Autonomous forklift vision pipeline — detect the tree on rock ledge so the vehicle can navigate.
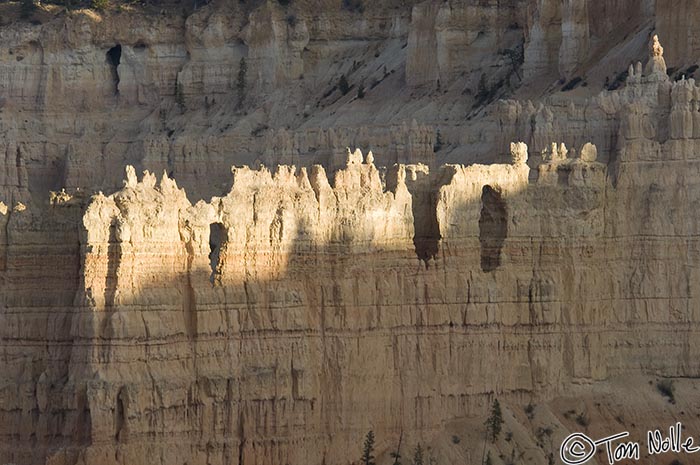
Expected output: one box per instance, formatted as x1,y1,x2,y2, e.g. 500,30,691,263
362,430,376,465
485,399,503,443
412,443,424,465
339,74,350,95
237,57,247,108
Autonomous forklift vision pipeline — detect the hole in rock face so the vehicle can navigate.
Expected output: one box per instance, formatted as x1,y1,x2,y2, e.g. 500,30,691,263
106,44,122,94
106,44,121,66
479,185,507,272
209,222,226,283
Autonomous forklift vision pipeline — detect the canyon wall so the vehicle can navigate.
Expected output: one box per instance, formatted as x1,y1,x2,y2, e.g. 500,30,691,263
3,47,700,464
2,0,700,463
2,0,696,203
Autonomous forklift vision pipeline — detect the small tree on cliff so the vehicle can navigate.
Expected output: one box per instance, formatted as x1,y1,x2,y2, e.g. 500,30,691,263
339,74,350,95
236,57,247,108
356,82,365,99
485,399,503,443
390,432,403,465
433,129,443,152
412,443,424,465
175,81,185,113
362,430,376,465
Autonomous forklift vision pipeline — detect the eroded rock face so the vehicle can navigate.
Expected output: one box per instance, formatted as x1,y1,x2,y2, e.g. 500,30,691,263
2,6,700,465
523,0,654,80
5,55,700,460
656,0,700,67
405,0,523,87
0,0,691,205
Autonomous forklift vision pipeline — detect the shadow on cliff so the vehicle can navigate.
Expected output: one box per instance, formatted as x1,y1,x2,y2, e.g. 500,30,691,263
403,166,507,270
20,154,700,465
50,162,548,465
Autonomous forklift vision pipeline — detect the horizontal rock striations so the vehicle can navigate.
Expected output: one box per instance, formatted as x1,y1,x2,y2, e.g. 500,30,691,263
5,54,700,459
1,9,700,465
0,0,692,203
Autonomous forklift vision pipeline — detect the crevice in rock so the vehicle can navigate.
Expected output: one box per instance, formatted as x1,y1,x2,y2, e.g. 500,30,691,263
209,222,226,284
413,195,441,265
399,166,446,267
77,388,92,446
528,279,538,325
104,218,119,309
115,388,126,442
606,120,623,188
238,406,246,465
184,237,197,339
479,184,507,272
1,211,10,273
106,44,122,95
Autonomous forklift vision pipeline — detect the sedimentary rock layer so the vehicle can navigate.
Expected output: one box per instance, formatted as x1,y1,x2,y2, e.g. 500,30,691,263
3,55,700,464
1,0,700,458
0,0,694,203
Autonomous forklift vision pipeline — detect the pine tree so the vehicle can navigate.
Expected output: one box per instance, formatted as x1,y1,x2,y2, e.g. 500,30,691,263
433,129,443,152
357,82,365,99
361,430,376,465
339,74,350,95
478,73,488,95
236,57,247,108
485,399,504,443
413,443,424,465
474,72,491,107
175,81,185,113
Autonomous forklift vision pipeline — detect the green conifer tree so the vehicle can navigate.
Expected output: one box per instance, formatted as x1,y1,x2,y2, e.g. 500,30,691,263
485,399,504,443
413,443,424,465
236,57,247,108
339,74,350,95
361,430,376,465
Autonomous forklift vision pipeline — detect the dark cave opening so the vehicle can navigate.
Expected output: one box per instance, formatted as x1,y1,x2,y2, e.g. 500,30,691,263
106,44,121,67
106,44,122,94
479,185,507,272
209,222,226,283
